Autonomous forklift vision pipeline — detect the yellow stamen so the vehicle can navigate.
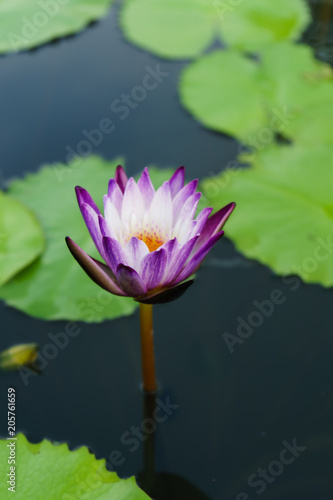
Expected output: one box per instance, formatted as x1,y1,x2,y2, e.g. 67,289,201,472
136,232,164,252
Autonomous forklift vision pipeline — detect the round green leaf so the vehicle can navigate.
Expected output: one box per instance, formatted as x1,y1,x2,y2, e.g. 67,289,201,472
120,0,310,59
179,50,267,138
259,43,333,109
259,43,333,145
0,158,175,322
281,86,333,146
179,44,333,142
219,0,310,52
0,0,114,54
0,192,44,286
120,0,217,59
0,434,150,499
201,144,333,287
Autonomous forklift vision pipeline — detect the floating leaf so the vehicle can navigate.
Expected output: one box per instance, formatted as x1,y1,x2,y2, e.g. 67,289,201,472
0,0,114,54
179,50,267,139
0,159,174,322
0,344,38,371
120,0,309,59
259,44,333,145
218,0,310,52
201,144,333,287
0,434,150,499
0,192,44,286
281,86,333,146
179,44,333,141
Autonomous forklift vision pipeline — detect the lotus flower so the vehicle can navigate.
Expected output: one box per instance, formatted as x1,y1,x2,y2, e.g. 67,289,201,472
66,166,235,304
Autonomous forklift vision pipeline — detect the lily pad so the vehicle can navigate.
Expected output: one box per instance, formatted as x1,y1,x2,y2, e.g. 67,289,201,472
0,158,175,321
201,144,333,287
259,44,333,145
120,0,309,59
179,44,333,141
0,191,44,286
218,0,310,52
179,50,267,139
0,434,150,499
0,0,114,54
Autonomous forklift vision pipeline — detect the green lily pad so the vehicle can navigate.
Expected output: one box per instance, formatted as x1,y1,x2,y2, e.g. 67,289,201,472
0,158,175,322
179,44,333,141
0,434,150,499
259,43,333,145
120,0,309,59
179,50,267,139
0,191,44,286
0,0,114,54
281,86,333,146
218,0,310,52
201,144,333,287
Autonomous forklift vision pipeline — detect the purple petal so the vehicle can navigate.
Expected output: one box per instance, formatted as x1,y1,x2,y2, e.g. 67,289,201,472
172,232,224,285
75,186,100,215
192,202,235,253
115,165,128,193
80,203,104,258
107,179,123,213
174,192,201,241
102,236,128,274
65,237,125,296
142,248,167,290
172,179,198,221
191,207,213,237
157,237,179,281
116,264,147,297
124,237,149,273
160,237,178,263
98,215,116,239
135,279,194,304
169,166,185,197
138,167,155,208
162,236,199,285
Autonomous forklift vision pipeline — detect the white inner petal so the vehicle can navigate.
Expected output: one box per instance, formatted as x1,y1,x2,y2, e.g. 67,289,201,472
104,178,201,252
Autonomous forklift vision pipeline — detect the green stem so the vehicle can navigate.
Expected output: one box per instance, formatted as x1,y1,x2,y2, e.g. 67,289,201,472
139,304,157,393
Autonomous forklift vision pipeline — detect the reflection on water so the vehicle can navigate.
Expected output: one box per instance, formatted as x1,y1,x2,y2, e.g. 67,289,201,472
138,394,211,499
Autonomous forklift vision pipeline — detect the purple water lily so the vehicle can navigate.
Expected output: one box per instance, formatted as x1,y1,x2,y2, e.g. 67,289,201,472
66,166,235,304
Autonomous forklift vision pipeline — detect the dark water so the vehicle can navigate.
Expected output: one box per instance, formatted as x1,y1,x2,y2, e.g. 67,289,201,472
1,2,333,499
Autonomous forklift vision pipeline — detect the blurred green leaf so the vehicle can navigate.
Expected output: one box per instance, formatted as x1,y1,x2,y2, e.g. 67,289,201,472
179,50,267,139
0,192,44,286
0,343,38,371
0,434,150,499
218,0,310,52
120,0,310,59
179,44,333,142
201,144,333,287
0,0,114,54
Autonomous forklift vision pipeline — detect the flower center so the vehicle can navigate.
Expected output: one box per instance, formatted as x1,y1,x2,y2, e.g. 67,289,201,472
135,230,165,252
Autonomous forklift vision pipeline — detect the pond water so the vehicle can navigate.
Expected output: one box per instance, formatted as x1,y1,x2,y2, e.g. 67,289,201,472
0,2,333,499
